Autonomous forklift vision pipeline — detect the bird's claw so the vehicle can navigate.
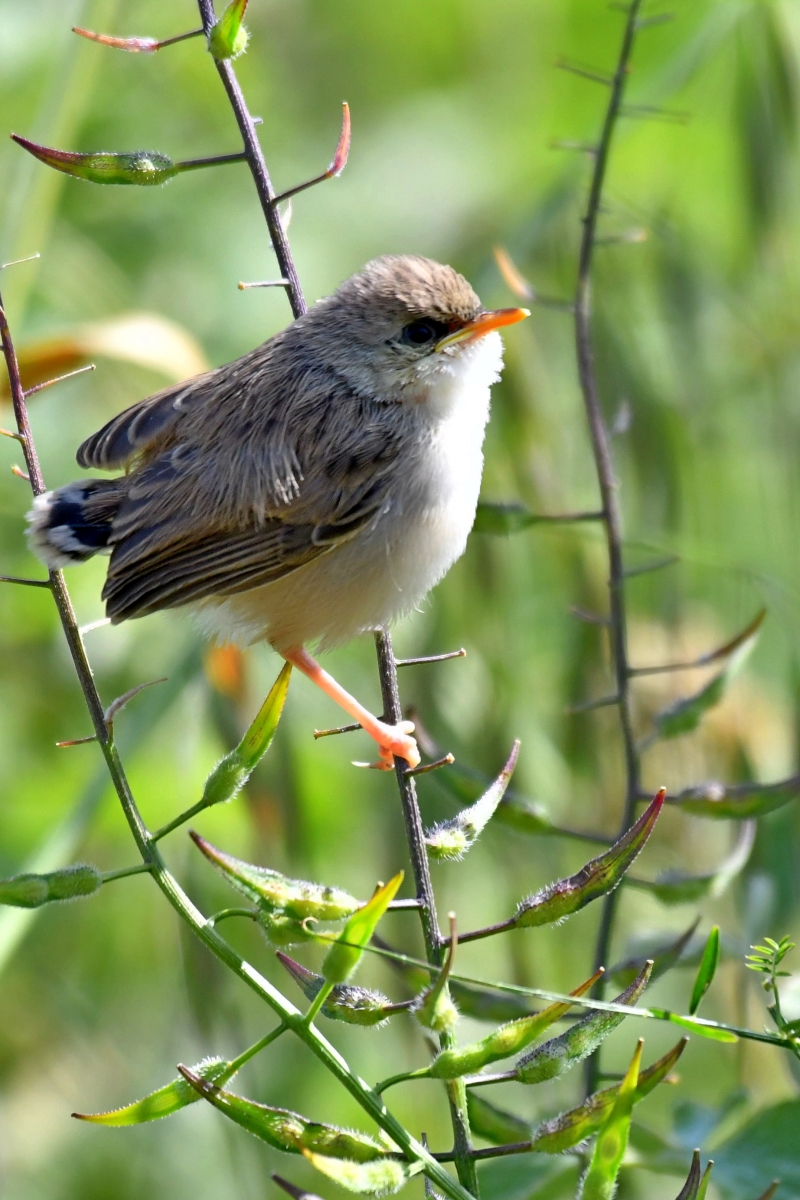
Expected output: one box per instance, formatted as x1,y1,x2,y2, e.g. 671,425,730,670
376,719,419,769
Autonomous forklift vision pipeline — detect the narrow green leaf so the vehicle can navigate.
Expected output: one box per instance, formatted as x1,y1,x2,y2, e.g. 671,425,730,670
73,1057,237,1125
670,776,799,820
190,832,359,920
322,873,404,984
580,1039,643,1199
610,919,701,987
12,135,179,185
515,963,652,1085
179,1066,391,1160
673,1150,703,1200
208,0,249,59
201,663,292,807
302,1151,419,1196
277,953,406,1026
425,742,519,860
0,863,101,908
528,1038,687,1154
696,1161,714,1200
626,821,755,906
689,926,720,1015
654,613,764,739
515,790,664,928
659,1012,738,1042
467,1093,531,1145
428,968,602,1080
449,979,535,1023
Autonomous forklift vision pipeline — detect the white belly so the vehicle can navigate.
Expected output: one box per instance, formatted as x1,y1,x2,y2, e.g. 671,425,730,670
195,332,502,651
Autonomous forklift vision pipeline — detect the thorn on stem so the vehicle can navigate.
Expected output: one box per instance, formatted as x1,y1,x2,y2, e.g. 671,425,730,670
11,463,30,482
103,677,167,726
406,754,455,778
395,649,466,667
24,363,96,397
0,253,40,270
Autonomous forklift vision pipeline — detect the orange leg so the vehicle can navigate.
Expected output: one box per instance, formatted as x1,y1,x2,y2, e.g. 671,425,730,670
283,646,420,770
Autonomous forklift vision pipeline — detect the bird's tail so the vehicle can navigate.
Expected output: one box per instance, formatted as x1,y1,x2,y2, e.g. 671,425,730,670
27,478,124,570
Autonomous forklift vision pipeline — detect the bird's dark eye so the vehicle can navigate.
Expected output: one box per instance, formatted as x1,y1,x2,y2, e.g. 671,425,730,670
401,318,448,347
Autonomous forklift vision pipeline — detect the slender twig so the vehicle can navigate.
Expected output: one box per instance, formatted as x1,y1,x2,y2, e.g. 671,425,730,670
569,0,644,1096
196,0,305,318
374,629,478,1193
23,363,96,397
396,649,466,667
0,574,51,587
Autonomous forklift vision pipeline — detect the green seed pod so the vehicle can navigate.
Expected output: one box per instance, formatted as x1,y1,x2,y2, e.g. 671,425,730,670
515,790,664,929
179,1067,390,1161
208,0,249,60
257,911,319,948
322,873,403,985
515,962,652,1085
528,1038,687,1154
191,832,359,921
277,953,406,1026
427,968,602,1080
11,136,178,185
74,1057,236,1126
425,742,519,861
414,986,459,1034
0,864,101,908
303,1150,420,1196
200,663,291,808
580,1039,642,1198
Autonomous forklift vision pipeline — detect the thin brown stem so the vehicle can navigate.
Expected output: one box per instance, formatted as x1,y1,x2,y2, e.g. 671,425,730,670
570,0,644,1095
374,629,478,1195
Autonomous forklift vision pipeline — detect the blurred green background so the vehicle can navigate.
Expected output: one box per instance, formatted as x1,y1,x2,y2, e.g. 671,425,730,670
2,0,800,1197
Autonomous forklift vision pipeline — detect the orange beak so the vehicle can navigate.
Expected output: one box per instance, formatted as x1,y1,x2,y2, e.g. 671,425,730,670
436,306,529,352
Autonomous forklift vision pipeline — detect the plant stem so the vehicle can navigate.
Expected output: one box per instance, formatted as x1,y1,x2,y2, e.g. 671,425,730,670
100,862,153,884
572,0,644,1097
196,0,305,318
375,629,478,1196
0,296,474,1200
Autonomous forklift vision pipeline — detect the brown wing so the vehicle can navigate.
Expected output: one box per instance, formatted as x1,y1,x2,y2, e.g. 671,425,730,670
89,332,407,622
77,370,221,470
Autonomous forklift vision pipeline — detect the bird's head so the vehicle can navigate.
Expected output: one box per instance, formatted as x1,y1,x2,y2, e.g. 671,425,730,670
298,255,528,403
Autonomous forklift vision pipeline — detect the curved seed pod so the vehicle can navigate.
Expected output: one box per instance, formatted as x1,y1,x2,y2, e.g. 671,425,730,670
257,912,320,948
302,1150,419,1196
515,790,664,929
322,873,404,985
413,916,459,1033
0,864,101,908
467,1093,531,1144
528,1038,687,1153
191,832,359,921
580,1040,643,1199
515,962,652,1085
74,1056,236,1125
673,1151,706,1200
200,663,292,808
277,954,408,1026
425,743,519,860
208,0,249,60
178,1066,389,1161
11,136,179,185
427,968,602,1080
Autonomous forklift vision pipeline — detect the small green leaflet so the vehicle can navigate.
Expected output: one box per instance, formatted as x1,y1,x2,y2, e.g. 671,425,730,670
689,926,720,1015
653,610,765,740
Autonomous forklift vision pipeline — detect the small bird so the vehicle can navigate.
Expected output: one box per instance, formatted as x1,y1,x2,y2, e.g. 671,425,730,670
29,255,527,769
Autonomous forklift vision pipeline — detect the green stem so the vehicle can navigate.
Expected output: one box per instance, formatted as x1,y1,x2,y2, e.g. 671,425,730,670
207,907,257,927
151,797,210,841
304,982,335,1026
228,1023,288,1073
100,862,153,884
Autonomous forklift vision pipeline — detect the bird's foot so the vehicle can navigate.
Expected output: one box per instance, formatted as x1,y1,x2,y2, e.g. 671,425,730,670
365,719,419,770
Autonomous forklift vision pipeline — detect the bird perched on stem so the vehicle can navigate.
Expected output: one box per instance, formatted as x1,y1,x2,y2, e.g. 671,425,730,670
29,255,527,768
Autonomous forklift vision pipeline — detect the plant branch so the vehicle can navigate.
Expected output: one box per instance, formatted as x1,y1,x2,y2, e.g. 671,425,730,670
570,0,644,1095
374,629,478,1194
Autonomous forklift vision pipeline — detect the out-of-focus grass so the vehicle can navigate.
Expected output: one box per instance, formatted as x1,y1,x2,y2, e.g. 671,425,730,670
1,2,800,1198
